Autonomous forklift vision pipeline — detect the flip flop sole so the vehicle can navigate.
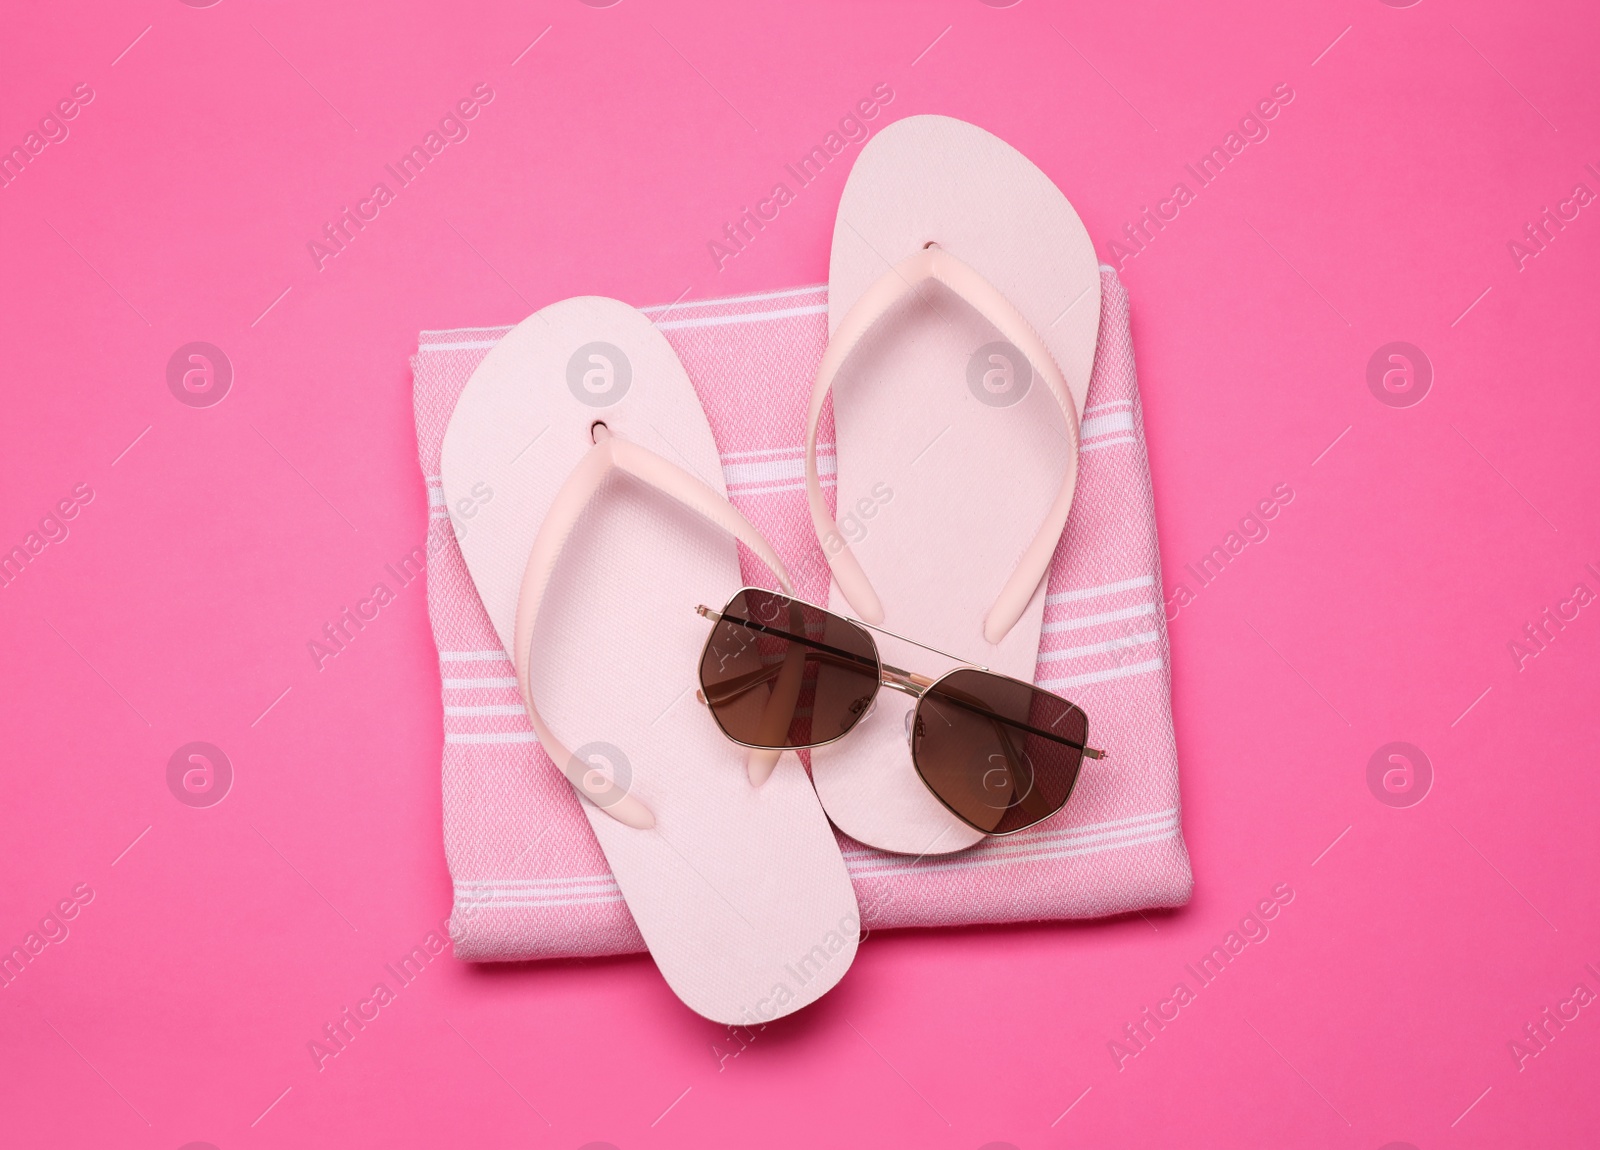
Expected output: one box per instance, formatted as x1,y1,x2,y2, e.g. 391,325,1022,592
443,298,859,1022
811,116,1101,855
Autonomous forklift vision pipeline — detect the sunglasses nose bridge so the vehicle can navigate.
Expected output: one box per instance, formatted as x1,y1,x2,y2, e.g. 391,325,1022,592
879,663,935,696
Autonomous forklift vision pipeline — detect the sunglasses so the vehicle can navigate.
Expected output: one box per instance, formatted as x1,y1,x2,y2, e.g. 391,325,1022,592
695,588,1104,837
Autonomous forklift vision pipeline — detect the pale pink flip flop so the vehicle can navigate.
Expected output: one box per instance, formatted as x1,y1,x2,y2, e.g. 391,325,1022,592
806,115,1102,856
441,297,858,1023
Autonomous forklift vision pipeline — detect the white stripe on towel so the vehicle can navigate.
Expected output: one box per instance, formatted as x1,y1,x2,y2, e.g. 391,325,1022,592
845,809,1181,878
1045,575,1155,606
640,284,825,313
723,453,835,487
458,876,619,893
654,303,828,331
1080,435,1137,453
839,808,1177,863
1037,631,1159,663
459,892,627,909
728,478,837,497
1081,411,1135,439
1038,657,1165,690
455,874,624,908
1042,603,1157,633
720,442,834,461
420,325,514,338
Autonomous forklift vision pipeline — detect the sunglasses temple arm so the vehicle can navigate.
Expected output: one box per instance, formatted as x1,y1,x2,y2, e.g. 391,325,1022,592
978,710,1108,768
931,689,1108,758
698,604,885,676
700,648,878,710
699,663,788,707
698,600,987,674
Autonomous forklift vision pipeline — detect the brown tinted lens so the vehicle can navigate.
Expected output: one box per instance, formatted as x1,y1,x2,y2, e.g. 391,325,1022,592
911,668,1087,835
698,589,880,750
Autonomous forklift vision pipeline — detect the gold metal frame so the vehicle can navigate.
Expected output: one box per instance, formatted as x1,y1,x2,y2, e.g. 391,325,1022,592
693,587,1104,835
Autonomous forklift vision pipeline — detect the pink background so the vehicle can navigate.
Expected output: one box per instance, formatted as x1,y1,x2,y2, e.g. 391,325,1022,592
2,0,1597,1147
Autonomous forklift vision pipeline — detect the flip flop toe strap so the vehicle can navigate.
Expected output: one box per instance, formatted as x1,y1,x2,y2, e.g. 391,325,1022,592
512,427,796,829
804,245,1083,646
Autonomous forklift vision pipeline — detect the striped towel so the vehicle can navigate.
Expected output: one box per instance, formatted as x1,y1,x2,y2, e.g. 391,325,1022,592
411,269,1192,961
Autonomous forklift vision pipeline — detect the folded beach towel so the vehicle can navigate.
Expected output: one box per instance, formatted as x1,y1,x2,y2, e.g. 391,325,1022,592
411,267,1192,961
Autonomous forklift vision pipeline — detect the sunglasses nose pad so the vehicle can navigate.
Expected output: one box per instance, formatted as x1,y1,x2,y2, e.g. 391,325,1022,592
903,707,914,750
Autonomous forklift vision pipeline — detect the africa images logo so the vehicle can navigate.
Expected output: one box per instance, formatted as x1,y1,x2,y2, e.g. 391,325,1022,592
167,742,233,808
1366,741,1431,809
167,342,233,408
569,742,632,808
967,341,1032,407
566,342,631,407
1366,342,1432,409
